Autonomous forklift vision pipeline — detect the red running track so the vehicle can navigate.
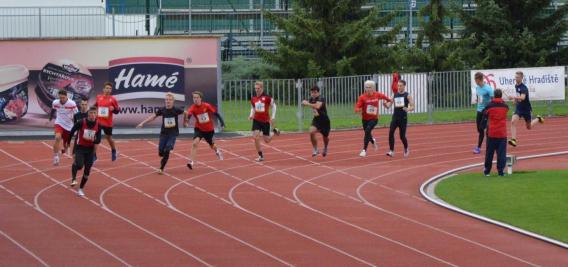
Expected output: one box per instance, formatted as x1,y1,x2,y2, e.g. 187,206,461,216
1,117,568,266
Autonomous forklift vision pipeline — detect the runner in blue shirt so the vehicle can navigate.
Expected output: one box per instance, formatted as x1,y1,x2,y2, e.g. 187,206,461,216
507,71,544,147
473,72,494,154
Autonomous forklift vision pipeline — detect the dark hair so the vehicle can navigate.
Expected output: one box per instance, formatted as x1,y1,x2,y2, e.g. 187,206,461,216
494,89,503,98
398,80,406,86
310,86,320,92
474,72,484,81
515,71,524,77
192,91,204,99
80,96,89,103
88,106,97,112
103,82,113,88
58,89,67,96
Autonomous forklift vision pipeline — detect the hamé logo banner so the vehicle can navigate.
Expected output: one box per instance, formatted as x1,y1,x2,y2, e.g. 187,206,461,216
108,57,185,100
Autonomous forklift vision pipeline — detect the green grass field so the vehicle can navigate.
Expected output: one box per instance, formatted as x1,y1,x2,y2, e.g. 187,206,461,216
220,100,568,132
436,170,568,243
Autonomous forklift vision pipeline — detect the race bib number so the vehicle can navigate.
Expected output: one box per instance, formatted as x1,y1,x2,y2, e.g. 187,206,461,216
164,117,176,128
366,105,378,115
395,97,405,108
83,129,95,140
98,107,109,118
254,101,265,113
312,108,319,116
197,113,210,124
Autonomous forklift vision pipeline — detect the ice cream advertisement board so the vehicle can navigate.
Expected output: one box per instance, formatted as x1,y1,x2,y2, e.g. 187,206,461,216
0,36,220,130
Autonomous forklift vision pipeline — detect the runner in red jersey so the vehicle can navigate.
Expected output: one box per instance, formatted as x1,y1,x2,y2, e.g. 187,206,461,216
184,91,225,170
94,82,120,161
67,106,101,196
354,80,392,157
249,81,280,162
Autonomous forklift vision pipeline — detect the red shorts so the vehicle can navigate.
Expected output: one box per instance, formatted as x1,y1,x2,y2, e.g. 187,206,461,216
54,124,71,144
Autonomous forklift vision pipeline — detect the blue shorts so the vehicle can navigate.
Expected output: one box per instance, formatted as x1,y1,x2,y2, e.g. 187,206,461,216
514,110,532,123
158,134,177,155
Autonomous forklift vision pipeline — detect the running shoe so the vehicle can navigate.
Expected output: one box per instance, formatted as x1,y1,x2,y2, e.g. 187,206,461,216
256,155,264,162
359,150,367,157
386,151,394,157
216,149,224,160
312,148,319,157
111,150,118,161
372,138,378,151
70,179,77,187
508,139,517,147
473,147,481,154
536,115,544,124
322,147,328,157
53,155,60,166
273,128,281,136
77,189,85,197
186,161,193,170
403,149,410,157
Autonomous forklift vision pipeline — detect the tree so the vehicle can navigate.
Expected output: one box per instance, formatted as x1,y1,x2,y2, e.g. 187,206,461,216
222,57,277,80
258,0,400,78
459,0,568,68
402,0,469,72
416,0,449,48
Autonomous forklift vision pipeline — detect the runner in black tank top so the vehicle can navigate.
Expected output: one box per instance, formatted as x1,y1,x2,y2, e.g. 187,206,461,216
387,80,414,157
302,86,330,157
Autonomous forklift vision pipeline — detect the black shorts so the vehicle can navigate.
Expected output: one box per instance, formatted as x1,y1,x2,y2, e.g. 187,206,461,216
194,128,214,146
74,146,95,168
514,110,532,123
252,119,271,136
100,126,113,136
311,116,330,137
476,112,487,131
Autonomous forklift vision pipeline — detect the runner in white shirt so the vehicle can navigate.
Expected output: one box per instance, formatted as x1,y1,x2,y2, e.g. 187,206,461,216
48,89,78,165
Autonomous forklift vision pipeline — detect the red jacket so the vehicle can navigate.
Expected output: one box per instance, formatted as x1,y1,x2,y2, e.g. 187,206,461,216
95,95,119,127
355,92,392,121
483,98,509,138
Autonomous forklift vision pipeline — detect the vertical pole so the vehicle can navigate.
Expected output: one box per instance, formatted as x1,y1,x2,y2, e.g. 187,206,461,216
408,0,412,46
428,72,434,124
188,0,192,35
158,0,163,35
260,0,264,49
112,7,116,36
38,8,42,37
408,0,415,47
145,0,150,35
296,79,303,132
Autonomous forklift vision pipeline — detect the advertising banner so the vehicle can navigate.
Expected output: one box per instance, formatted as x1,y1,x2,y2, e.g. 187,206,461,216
0,36,220,130
470,66,565,104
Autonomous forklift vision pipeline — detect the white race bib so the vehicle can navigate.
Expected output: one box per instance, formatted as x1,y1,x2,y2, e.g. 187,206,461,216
254,101,265,113
164,117,176,128
366,105,378,115
312,108,319,116
98,107,109,118
395,97,405,108
197,113,210,124
83,129,95,140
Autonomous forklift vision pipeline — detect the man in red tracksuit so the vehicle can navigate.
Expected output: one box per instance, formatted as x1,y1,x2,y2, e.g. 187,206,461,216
483,89,509,177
